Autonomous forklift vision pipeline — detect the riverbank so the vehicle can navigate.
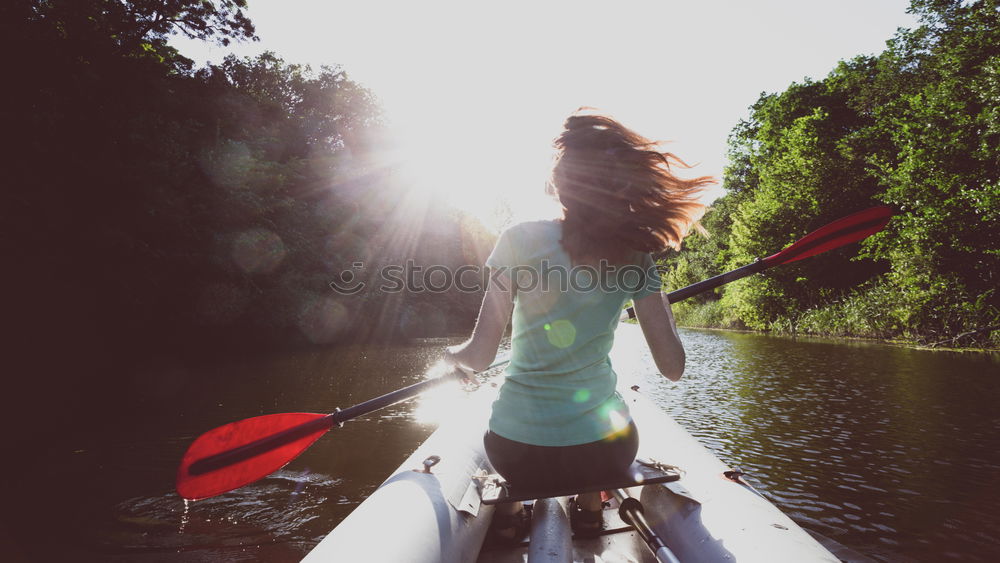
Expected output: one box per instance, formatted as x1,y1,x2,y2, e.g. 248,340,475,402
673,299,1000,353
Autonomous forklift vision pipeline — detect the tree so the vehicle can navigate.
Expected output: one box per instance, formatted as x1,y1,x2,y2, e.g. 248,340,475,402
705,0,999,344
719,66,889,329
862,0,1000,339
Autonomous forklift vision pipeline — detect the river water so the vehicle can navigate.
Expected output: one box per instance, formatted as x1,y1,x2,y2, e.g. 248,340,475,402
5,326,999,562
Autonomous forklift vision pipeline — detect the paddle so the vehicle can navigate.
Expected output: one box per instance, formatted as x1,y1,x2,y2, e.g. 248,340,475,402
626,204,893,315
176,352,510,500
177,205,892,501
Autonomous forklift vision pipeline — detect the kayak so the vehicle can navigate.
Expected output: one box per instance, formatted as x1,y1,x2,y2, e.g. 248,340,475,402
303,382,844,562
294,208,899,561
173,207,893,558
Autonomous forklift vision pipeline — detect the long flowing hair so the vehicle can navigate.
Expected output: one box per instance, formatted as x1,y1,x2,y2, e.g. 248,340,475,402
551,111,715,264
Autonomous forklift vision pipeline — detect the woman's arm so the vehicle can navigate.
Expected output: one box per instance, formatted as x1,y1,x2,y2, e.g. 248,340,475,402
634,291,685,381
444,274,514,372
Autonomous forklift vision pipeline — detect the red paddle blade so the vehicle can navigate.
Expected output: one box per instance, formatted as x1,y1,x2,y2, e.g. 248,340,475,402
176,412,331,500
764,205,893,265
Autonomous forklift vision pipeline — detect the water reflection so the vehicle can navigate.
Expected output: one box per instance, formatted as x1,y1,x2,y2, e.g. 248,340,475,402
110,470,342,559
5,340,458,562
7,330,999,561
623,327,1000,562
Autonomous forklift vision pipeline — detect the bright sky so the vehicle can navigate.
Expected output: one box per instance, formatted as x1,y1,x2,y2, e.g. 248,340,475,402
172,0,918,225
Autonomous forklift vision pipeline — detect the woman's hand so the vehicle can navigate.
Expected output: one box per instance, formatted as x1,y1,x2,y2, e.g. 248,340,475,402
442,348,476,386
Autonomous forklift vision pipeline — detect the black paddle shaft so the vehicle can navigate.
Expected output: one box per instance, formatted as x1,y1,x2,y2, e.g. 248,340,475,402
664,259,769,304
630,205,893,312
613,490,679,562
188,374,459,475
625,258,768,317
332,374,458,423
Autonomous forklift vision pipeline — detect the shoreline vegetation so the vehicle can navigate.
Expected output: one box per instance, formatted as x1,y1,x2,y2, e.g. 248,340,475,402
668,283,999,353
673,315,999,354
659,1,999,353
625,314,997,353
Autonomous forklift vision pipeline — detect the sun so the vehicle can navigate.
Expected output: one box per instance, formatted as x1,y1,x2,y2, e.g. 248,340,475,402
384,110,563,232
392,138,502,226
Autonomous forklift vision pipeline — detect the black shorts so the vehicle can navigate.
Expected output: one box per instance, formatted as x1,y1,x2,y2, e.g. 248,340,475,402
483,421,639,492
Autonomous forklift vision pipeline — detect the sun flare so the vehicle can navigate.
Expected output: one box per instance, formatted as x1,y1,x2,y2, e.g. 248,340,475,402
412,361,500,426
386,111,564,232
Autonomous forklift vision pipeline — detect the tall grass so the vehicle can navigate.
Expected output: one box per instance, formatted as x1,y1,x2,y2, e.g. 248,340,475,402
774,281,999,349
673,280,999,350
673,299,746,330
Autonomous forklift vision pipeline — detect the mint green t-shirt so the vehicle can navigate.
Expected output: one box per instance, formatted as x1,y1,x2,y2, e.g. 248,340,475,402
485,220,662,446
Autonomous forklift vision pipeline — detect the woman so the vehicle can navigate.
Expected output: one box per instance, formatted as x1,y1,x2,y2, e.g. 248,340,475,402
444,110,714,538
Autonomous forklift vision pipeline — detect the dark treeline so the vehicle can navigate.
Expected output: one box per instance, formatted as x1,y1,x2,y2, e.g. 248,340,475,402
666,0,999,350
3,1,492,442
4,0,996,447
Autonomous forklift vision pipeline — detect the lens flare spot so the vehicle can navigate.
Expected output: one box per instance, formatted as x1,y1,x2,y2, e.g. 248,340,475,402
607,409,629,433
573,388,591,403
298,297,350,343
598,402,631,440
545,319,576,348
201,140,252,188
232,229,286,274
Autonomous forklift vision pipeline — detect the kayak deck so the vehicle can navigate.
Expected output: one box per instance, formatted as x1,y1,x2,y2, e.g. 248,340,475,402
480,459,681,504
304,382,840,563
478,496,661,563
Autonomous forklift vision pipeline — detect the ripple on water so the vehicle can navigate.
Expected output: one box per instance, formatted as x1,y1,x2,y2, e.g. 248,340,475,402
620,327,1000,562
39,327,997,562
104,470,345,561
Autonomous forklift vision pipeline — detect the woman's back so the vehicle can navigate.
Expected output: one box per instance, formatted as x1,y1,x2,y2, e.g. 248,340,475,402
442,110,712,520
443,110,713,535
485,219,660,447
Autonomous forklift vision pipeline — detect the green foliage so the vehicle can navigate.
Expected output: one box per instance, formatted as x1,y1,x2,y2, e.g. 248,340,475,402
673,0,999,348
7,0,486,358
790,275,998,349
672,299,746,330
29,0,255,52
715,62,892,329
3,0,491,449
